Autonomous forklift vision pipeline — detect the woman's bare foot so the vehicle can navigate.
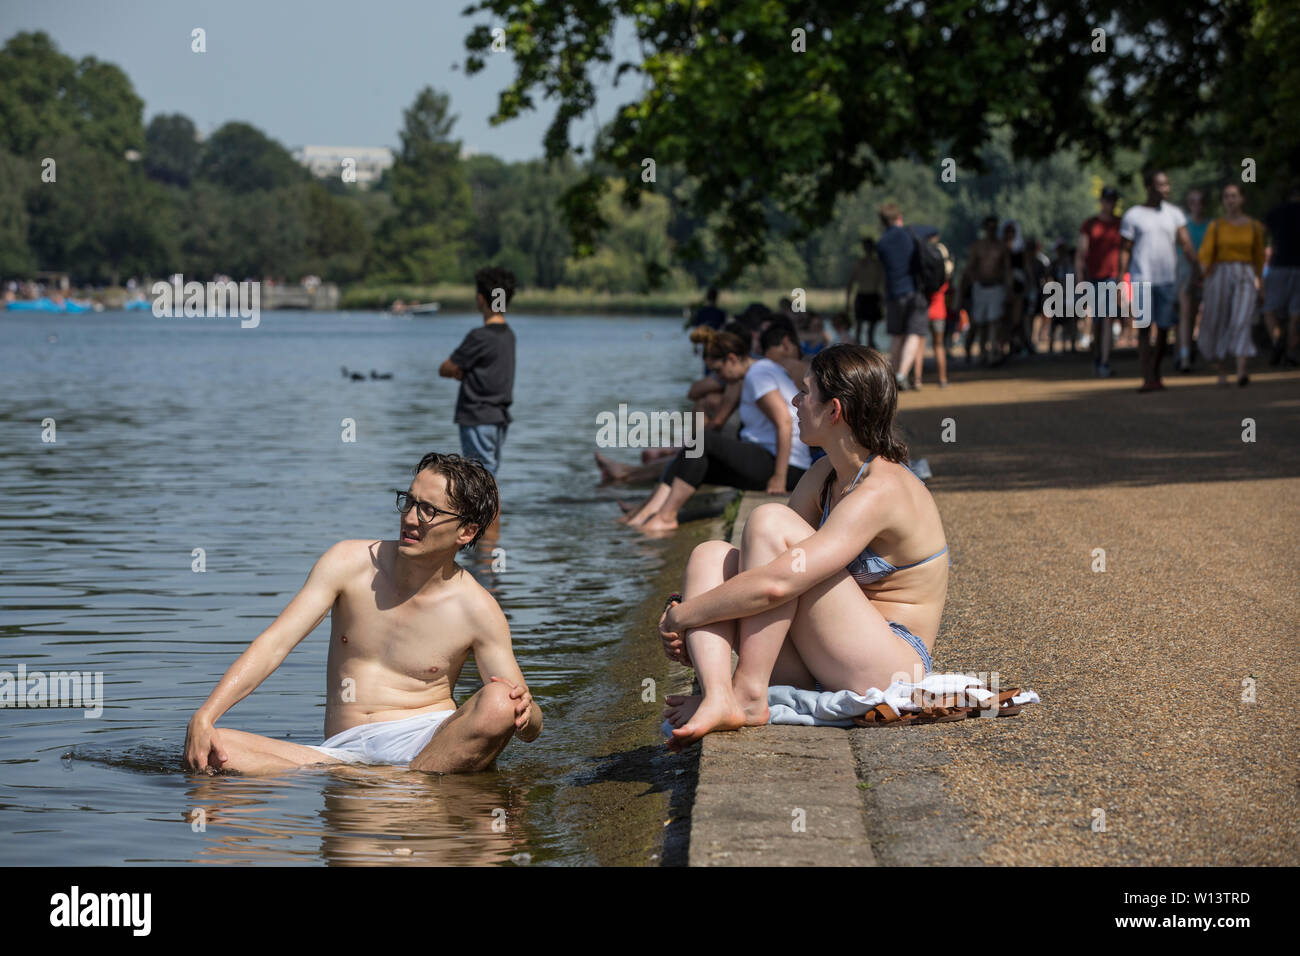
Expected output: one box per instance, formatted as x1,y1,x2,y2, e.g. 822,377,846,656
621,504,656,527
595,452,630,485
667,692,747,751
662,693,702,728
637,513,678,535
663,693,767,729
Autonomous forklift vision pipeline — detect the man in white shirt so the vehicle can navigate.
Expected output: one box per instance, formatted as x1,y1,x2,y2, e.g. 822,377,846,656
1119,169,1201,392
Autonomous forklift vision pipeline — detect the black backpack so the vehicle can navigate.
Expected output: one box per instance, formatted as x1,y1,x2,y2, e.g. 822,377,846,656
909,228,947,297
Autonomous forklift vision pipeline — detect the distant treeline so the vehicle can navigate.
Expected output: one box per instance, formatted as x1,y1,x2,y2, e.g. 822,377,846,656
0,30,1257,297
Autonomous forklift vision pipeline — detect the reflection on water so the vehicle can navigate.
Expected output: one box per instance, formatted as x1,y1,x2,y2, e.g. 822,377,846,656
0,311,693,865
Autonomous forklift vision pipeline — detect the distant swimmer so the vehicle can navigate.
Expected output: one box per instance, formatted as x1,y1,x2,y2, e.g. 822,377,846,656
183,453,541,775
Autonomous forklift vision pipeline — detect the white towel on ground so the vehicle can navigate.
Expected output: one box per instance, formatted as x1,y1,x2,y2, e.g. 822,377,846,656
658,674,1039,736
767,673,1040,727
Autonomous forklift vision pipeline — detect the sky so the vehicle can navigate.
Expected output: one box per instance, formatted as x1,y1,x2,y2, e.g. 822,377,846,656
3,0,639,161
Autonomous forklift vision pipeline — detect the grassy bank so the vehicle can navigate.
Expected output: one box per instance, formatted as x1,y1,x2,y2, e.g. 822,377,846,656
340,283,849,316
48,283,849,317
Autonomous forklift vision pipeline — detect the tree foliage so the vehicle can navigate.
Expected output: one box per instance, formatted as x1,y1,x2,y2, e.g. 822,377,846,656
463,0,1286,281
367,88,472,283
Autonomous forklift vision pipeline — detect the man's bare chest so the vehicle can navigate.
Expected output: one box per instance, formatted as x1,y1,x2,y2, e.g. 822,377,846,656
329,585,472,682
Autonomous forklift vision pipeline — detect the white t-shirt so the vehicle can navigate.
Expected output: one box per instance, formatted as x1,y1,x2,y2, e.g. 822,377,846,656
739,358,812,471
1120,201,1187,285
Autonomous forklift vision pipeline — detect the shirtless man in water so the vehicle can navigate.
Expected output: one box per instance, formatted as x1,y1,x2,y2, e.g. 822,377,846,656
183,453,542,775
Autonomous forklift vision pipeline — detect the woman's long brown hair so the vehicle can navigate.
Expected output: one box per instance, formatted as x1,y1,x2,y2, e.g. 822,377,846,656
691,327,751,362
809,345,909,463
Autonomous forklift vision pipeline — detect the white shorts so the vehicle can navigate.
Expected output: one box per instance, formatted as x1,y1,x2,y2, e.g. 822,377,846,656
971,283,1005,325
306,709,456,766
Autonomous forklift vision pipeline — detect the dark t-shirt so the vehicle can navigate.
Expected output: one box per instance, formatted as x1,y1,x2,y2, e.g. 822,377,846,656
694,304,726,329
450,323,515,426
1266,201,1300,268
876,225,917,298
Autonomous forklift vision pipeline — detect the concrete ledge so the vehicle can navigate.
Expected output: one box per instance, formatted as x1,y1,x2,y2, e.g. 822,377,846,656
686,491,878,867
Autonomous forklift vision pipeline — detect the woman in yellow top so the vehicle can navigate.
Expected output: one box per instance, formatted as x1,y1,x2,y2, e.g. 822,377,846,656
1198,183,1266,386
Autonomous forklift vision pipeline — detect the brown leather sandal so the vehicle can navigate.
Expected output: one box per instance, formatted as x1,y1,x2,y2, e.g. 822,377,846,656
852,687,1025,727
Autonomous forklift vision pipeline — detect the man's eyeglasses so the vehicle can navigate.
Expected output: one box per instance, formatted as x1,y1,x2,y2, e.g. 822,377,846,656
394,490,463,525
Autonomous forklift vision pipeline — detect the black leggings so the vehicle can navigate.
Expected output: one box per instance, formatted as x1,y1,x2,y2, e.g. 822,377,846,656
662,431,806,491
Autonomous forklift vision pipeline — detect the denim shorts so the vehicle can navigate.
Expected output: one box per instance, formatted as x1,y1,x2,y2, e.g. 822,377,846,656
459,423,508,475
1133,281,1178,330
888,620,934,675
1089,278,1123,322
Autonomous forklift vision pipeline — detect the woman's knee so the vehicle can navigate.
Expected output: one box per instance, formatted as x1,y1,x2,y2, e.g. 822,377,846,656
686,539,739,578
741,502,810,548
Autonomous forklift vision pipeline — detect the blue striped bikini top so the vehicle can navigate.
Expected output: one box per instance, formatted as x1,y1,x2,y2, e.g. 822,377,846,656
819,455,950,585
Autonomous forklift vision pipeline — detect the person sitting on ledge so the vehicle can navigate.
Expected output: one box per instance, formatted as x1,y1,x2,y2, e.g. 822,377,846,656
656,344,949,749
183,453,541,775
622,327,812,535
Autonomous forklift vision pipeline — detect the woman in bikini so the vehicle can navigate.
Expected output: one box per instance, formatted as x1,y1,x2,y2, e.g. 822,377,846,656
657,344,950,748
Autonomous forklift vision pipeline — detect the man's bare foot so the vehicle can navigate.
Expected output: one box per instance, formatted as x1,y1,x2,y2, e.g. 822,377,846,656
595,452,630,485
637,514,678,535
667,693,747,751
640,448,677,464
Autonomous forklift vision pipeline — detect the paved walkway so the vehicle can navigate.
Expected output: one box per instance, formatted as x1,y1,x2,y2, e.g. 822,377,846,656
687,355,1300,866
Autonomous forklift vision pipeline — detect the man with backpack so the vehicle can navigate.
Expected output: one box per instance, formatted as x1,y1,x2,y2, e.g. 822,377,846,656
876,203,946,390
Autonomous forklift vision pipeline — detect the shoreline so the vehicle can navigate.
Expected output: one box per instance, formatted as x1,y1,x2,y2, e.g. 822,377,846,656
20,284,852,318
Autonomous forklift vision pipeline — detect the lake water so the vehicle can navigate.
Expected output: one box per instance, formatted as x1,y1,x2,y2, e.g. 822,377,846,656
0,309,700,865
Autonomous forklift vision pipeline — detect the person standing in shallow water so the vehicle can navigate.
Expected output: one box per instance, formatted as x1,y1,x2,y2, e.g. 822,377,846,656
656,345,949,750
440,266,516,543
441,267,516,541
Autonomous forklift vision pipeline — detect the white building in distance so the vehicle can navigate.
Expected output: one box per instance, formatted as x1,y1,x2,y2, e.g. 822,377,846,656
292,145,394,188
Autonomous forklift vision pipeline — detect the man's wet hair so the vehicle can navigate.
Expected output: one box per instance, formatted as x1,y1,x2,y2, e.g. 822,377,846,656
412,452,499,552
705,287,719,303
475,266,518,310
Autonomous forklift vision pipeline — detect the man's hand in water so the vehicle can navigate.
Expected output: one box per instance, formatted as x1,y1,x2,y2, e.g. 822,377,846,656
490,676,538,741
658,601,692,667
183,716,230,773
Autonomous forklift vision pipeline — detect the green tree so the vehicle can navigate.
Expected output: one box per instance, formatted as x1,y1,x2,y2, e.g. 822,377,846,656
464,0,1272,282
144,113,201,187
0,149,35,276
197,121,309,193
368,87,472,283
0,31,144,159
26,133,177,284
